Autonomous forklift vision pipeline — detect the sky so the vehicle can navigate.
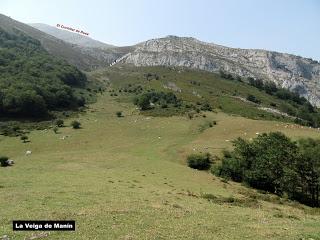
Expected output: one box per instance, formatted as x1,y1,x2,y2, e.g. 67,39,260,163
1,0,319,60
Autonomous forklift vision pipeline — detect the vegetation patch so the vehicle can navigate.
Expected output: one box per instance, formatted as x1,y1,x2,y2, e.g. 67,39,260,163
187,153,212,170
134,91,181,110
247,77,320,127
0,156,9,167
71,120,81,129
0,27,90,119
213,132,320,207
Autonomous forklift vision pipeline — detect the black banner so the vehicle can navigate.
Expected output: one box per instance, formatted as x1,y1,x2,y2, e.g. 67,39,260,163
13,220,75,231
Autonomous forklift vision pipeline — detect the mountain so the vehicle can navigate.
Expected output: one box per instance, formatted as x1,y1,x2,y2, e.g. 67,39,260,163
116,36,320,107
0,14,131,70
29,23,115,49
29,22,134,69
3,13,320,107
0,14,109,70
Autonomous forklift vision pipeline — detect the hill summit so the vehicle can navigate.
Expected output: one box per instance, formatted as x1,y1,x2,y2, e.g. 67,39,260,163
118,36,320,107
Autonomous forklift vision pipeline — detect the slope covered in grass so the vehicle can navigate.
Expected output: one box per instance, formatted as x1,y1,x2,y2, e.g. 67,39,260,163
94,65,320,125
0,88,319,239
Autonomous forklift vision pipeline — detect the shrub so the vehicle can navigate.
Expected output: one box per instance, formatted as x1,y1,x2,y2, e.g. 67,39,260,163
71,120,81,129
187,153,212,170
116,111,123,117
0,156,9,167
20,135,28,143
55,119,64,127
247,94,261,104
200,102,212,111
133,91,181,111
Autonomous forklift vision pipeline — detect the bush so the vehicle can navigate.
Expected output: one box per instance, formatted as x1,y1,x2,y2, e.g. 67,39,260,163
200,102,212,111
187,153,212,170
55,119,64,127
20,135,28,143
133,91,181,111
0,156,9,167
247,94,261,104
71,120,81,129
116,111,123,117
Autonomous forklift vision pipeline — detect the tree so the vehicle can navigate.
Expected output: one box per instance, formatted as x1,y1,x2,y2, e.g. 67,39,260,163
296,138,320,207
215,132,299,194
242,132,298,194
213,132,320,207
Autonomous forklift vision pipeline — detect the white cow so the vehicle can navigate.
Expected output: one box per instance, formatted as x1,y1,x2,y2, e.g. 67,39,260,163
25,150,32,155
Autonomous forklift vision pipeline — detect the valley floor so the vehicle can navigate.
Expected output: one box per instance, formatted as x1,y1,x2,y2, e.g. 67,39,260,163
0,93,320,240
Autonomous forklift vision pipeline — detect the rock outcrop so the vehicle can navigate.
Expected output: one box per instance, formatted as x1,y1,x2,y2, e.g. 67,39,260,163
119,36,320,106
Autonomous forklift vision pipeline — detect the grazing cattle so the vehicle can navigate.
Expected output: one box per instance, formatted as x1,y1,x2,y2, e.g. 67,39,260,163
26,150,32,155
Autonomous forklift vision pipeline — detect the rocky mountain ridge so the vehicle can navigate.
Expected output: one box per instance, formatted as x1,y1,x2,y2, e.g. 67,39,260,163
118,36,320,106
2,13,320,106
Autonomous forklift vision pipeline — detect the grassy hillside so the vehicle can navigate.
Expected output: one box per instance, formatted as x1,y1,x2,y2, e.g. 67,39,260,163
1,78,319,239
93,65,319,124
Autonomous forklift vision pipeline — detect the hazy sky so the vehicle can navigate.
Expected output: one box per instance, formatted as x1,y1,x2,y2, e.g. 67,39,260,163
1,0,319,60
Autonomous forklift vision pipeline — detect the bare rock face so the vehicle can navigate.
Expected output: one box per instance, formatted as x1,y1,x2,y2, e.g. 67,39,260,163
121,36,320,106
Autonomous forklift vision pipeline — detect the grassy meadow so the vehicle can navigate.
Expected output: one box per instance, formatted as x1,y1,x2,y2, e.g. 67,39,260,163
0,66,320,239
